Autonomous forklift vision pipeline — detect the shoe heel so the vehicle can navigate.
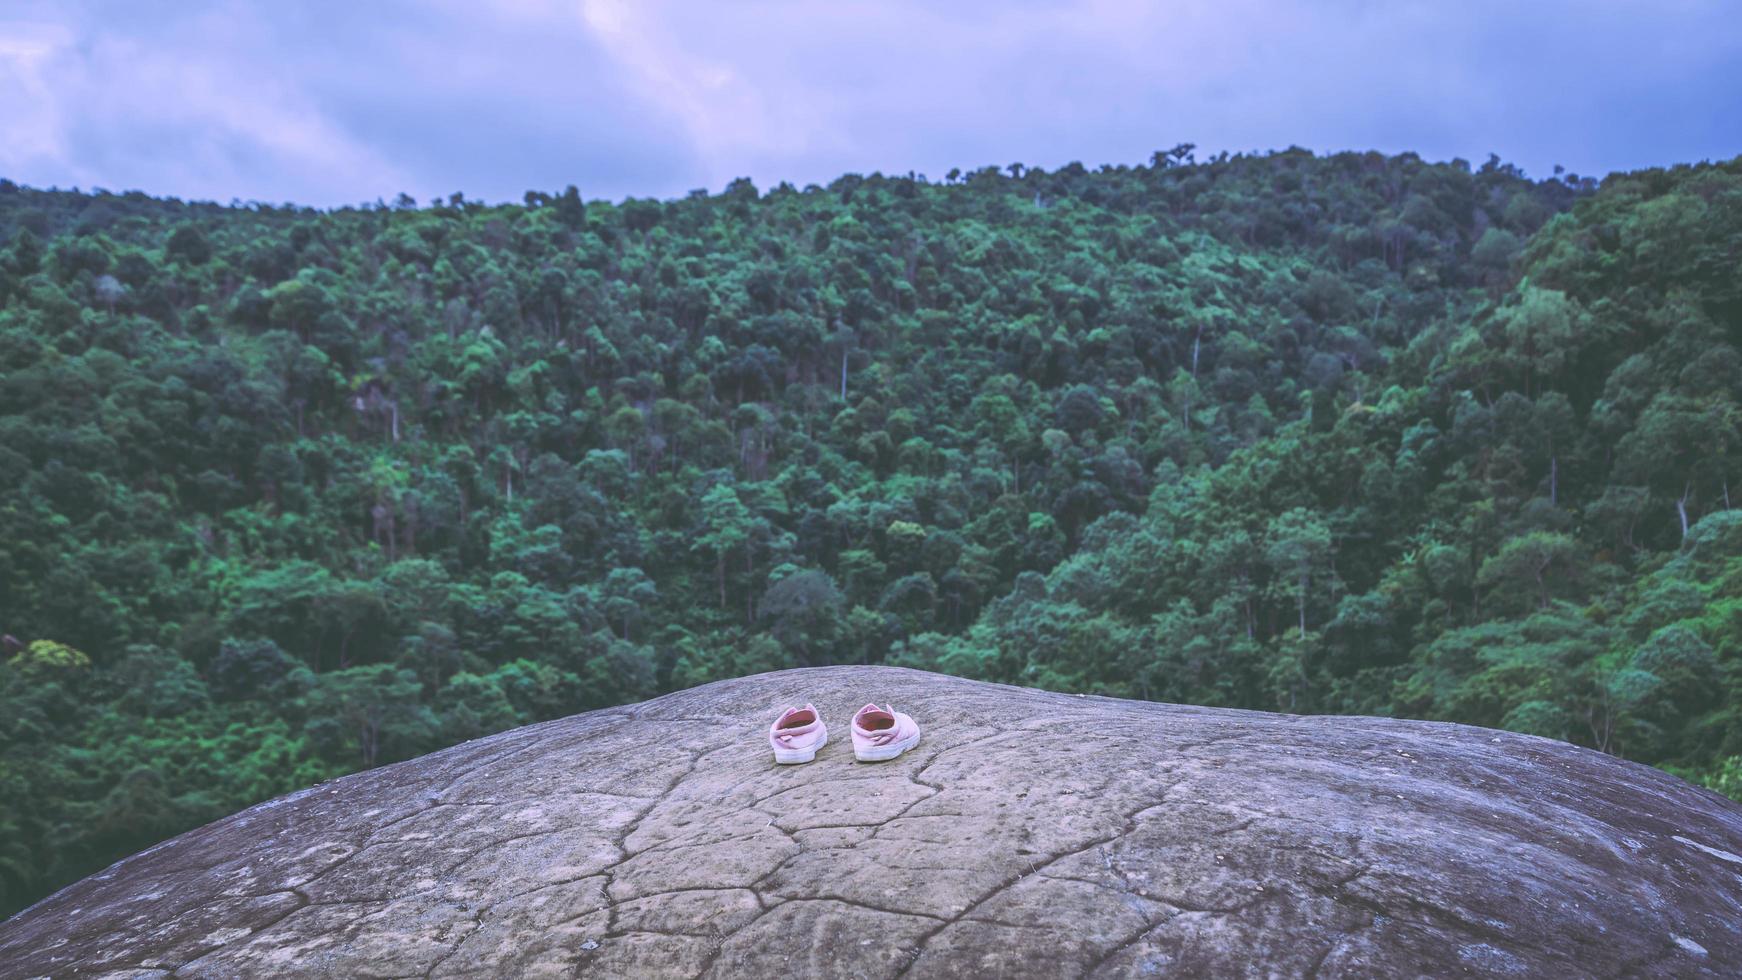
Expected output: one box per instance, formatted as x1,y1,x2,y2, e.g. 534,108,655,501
772,731,826,764
854,731,919,762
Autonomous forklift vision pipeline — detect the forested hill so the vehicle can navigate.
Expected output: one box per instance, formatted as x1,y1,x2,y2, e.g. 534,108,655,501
1,150,1737,917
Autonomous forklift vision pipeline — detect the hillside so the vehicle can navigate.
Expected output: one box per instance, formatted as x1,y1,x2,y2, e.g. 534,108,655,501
2,151,1740,918
3,668,1740,977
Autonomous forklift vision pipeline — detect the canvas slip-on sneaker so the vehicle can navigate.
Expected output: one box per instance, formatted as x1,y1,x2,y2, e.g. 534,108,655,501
769,704,827,764
851,703,920,761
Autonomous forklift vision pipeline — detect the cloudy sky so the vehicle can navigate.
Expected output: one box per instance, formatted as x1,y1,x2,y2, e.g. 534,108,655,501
1,0,1738,207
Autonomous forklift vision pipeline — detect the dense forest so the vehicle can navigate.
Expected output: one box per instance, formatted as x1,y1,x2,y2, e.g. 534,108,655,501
1,148,1738,917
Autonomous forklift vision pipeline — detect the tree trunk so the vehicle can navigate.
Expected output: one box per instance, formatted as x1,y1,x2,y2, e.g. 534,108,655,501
745,543,756,624
1297,574,1308,639
362,719,379,768
404,501,417,556
339,624,358,670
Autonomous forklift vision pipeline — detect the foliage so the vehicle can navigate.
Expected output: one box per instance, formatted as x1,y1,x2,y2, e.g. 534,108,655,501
2,150,1740,915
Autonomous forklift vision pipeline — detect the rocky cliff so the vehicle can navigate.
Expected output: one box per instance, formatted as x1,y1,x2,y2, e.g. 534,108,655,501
4,666,1742,977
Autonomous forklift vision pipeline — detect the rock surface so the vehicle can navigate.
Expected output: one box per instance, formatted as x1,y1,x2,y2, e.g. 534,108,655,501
5,666,1742,978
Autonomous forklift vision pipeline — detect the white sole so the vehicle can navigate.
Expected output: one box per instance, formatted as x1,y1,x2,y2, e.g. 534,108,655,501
854,730,920,762
773,731,827,764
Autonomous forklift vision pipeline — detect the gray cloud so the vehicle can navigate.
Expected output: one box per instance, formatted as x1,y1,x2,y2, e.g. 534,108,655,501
0,0,1736,206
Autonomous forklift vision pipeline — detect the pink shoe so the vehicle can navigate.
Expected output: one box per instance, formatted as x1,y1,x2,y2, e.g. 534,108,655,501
769,704,828,764
851,703,921,762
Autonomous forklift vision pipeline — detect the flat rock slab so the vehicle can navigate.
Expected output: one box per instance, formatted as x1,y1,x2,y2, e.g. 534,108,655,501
5,666,1742,978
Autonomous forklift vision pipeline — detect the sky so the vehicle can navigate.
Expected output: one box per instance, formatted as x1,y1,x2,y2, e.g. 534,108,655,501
0,0,1738,208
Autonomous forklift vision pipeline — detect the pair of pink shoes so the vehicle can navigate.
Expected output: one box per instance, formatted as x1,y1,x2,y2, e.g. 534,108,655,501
768,703,920,764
